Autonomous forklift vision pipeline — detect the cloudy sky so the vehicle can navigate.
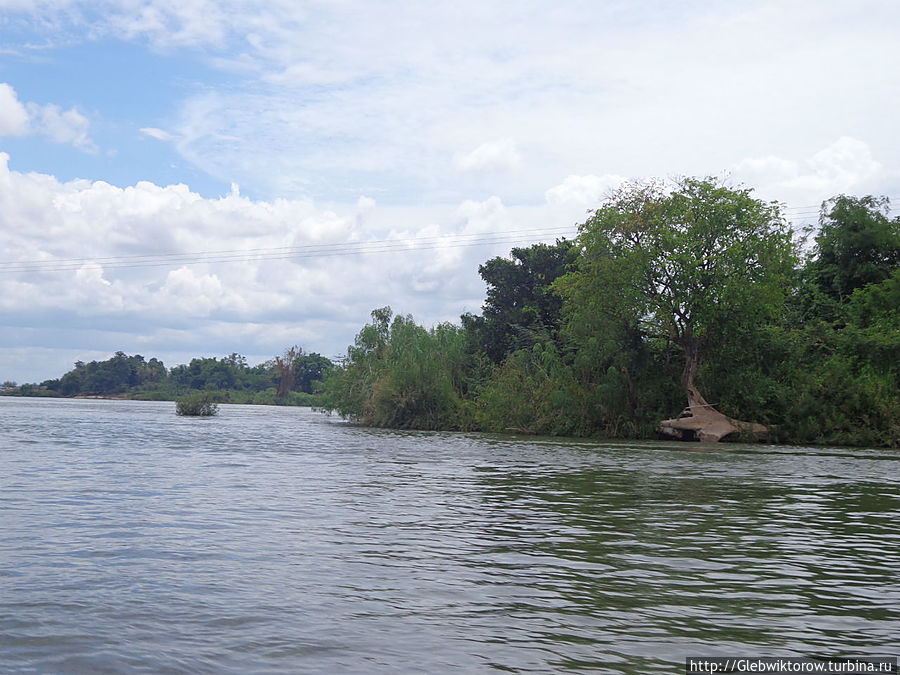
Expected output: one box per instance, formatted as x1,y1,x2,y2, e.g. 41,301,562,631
1,0,898,383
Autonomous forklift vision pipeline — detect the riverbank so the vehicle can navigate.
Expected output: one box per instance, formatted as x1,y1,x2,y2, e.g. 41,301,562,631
1,389,324,407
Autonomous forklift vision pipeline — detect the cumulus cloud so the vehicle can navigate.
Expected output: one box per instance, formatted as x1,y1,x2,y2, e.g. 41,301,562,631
0,83,29,136
545,174,627,206
457,195,507,233
454,139,522,172
356,195,376,212
0,153,522,381
807,137,882,189
158,267,230,316
2,1,900,381
28,103,96,151
75,263,111,287
733,137,887,207
0,82,96,151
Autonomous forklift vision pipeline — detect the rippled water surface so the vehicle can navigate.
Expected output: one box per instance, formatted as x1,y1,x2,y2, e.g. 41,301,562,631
1,398,898,673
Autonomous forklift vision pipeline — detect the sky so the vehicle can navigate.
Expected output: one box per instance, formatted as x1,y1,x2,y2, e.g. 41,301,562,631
1,0,899,384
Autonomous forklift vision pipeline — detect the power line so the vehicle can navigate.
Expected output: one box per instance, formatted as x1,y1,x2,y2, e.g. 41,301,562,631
3,197,896,275
0,226,578,274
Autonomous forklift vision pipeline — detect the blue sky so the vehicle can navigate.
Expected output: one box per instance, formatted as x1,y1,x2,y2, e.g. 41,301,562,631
2,0,899,383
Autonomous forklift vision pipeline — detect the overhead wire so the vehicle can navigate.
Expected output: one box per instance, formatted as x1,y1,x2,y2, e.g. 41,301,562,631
2,197,896,275
0,225,578,274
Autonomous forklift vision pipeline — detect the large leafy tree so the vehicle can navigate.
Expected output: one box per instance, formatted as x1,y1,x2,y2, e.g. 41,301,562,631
557,177,797,410
814,195,900,301
292,352,334,394
462,239,576,363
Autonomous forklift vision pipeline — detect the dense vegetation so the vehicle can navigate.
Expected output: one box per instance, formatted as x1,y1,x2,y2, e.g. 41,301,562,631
322,179,900,447
175,392,219,417
3,347,333,406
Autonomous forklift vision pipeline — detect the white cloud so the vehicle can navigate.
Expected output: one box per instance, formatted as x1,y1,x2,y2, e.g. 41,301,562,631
454,139,522,172
0,82,96,151
733,137,887,208
2,1,900,382
807,137,882,189
28,103,96,152
0,83,29,136
140,127,173,141
356,195,376,212
0,154,523,382
545,174,626,206
457,195,507,233
106,0,229,48
75,262,111,287
157,267,230,316
7,1,887,207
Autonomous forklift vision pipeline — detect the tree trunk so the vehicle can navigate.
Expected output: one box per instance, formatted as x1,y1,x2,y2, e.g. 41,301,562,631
275,346,299,398
659,336,769,442
679,336,708,409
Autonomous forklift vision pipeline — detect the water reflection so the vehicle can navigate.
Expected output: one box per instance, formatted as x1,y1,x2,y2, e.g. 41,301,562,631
473,447,900,668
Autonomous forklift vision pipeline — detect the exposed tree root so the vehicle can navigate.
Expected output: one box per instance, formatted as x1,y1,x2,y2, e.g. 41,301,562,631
658,386,769,442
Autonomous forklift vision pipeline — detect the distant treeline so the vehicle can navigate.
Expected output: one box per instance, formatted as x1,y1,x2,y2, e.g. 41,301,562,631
322,179,900,447
3,348,333,406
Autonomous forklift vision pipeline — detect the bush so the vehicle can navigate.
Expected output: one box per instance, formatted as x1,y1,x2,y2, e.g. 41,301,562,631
322,307,476,430
175,392,219,417
476,344,592,436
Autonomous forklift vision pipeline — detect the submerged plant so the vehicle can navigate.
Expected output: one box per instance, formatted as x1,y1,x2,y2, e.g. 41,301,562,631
175,392,219,417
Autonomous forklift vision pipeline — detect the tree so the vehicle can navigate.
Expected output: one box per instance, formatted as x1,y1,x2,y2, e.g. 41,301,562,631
222,353,249,370
169,357,236,391
556,178,796,437
814,195,900,301
292,352,333,393
463,240,576,363
274,346,300,398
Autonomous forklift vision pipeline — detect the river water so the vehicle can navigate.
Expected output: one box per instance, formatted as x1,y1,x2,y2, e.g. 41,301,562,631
1,398,897,673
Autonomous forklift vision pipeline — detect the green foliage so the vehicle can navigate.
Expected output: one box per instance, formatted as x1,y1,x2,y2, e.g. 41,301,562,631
475,343,590,436
813,195,900,301
320,184,897,447
293,352,334,393
10,347,332,409
555,177,797,403
779,195,900,446
847,269,900,330
323,307,475,430
698,323,799,426
778,333,900,448
209,389,322,406
175,392,219,417
54,352,167,396
464,240,577,363
566,323,683,438
169,357,246,391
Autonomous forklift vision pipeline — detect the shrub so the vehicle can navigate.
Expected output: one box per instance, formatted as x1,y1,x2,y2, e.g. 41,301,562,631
175,392,219,417
322,307,476,430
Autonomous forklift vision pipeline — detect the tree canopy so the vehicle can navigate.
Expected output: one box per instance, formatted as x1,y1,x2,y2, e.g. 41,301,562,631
556,177,797,407
463,240,576,363
11,348,333,403
814,195,900,300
